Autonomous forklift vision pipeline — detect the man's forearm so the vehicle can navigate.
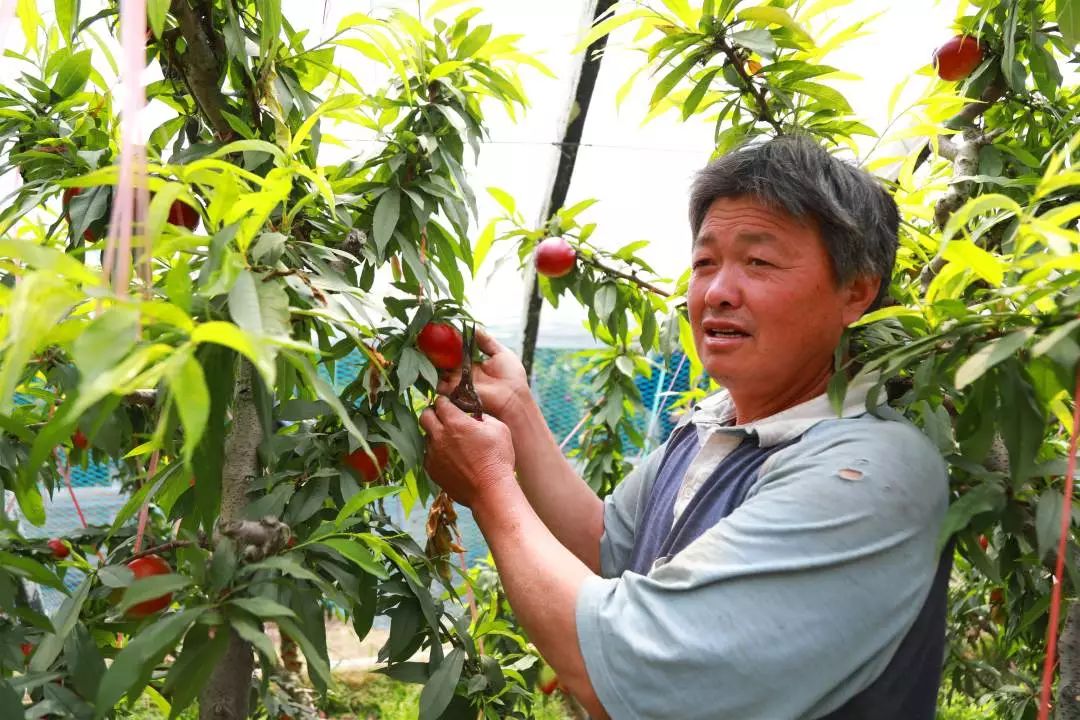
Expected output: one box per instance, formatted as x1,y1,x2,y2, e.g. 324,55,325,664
503,394,605,572
472,480,610,720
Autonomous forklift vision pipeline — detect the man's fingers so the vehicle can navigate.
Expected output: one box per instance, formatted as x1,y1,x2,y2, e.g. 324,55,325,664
474,328,506,357
436,370,461,396
419,407,441,436
432,395,468,423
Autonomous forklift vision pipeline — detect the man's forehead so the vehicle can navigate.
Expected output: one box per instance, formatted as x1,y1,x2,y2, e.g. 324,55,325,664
694,196,816,244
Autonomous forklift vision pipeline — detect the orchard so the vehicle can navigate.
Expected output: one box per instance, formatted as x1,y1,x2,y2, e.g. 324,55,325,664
0,1,1077,720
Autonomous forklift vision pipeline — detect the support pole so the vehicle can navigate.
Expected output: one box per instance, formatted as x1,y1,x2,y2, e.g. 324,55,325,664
520,0,617,380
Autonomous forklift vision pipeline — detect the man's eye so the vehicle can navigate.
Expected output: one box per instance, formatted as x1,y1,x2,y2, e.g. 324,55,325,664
692,258,712,269
748,258,772,267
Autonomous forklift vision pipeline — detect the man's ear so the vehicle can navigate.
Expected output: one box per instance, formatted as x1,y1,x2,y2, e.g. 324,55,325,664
841,274,881,325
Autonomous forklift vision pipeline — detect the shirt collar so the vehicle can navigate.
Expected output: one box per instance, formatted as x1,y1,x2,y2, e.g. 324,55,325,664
690,376,877,447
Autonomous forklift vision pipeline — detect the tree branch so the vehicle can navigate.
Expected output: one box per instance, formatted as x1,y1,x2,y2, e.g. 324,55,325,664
126,539,198,562
919,127,1001,290
714,38,784,135
200,359,262,720
1059,601,1080,720
913,81,1004,171
217,360,262,525
171,0,236,141
580,254,671,297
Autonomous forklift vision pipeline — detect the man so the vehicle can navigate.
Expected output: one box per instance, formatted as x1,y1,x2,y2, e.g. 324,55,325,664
420,135,950,719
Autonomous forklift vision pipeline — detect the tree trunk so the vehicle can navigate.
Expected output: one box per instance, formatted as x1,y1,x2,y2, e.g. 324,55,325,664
1058,601,1080,720
200,360,262,720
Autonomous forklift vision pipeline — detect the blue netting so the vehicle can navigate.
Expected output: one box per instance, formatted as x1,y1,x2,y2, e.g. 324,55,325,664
23,346,692,599
531,348,691,451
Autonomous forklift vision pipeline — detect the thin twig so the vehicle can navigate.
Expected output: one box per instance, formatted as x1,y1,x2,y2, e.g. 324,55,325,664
579,254,671,297
714,38,784,134
126,539,198,562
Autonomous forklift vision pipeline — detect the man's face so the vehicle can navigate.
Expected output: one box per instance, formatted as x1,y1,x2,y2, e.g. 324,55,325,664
688,196,876,409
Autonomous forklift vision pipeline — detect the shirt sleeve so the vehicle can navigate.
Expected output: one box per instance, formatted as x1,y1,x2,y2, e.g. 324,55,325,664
598,442,668,578
575,418,949,720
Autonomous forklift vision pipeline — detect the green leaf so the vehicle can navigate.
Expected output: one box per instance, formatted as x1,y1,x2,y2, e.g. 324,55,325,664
72,308,140,383
162,624,228,719
937,480,1006,549
55,0,76,44
0,273,82,414
15,0,43,51
315,538,388,579
65,624,106,701
243,555,321,582
729,28,777,56
167,350,210,463
0,551,66,591
228,270,291,338
736,6,812,45
94,609,204,718
116,575,190,615
954,329,1035,389
941,239,1005,286
51,49,92,97
1028,38,1063,98
276,617,331,690
649,52,701,109
572,8,653,53
594,284,617,324
251,232,287,264
1060,0,1080,48
228,597,297,619
373,187,401,254
1001,5,1021,90
228,615,276,663
0,680,23,718
1036,489,1065,562
419,647,465,720
335,485,402,526
147,0,169,39
98,565,135,588
30,578,92,672
682,67,720,119
191,322,276,386
999,363,1045,484
486,187,516,215
1032,318,1080,359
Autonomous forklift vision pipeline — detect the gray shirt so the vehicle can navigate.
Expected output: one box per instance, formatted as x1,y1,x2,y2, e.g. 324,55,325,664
574,390,949,719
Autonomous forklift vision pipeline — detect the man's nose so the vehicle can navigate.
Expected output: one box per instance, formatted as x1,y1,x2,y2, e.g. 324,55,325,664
703,266,743,308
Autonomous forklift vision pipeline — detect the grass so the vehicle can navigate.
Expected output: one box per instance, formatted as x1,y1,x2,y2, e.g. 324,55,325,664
327,671,574,719
118,672,574,719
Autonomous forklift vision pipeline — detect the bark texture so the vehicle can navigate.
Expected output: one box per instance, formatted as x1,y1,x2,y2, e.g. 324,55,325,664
200,360,262,720
1058,601,1080,720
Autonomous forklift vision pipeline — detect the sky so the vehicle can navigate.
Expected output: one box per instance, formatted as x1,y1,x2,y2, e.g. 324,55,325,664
2,0,965,348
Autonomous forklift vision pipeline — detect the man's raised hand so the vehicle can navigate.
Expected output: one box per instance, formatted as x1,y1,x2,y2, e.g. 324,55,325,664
421,396,516,509
437,328,530,421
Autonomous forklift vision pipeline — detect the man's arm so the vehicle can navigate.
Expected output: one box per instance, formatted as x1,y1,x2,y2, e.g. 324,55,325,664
420,399,610,718
439,330,605,571
472,481,610,719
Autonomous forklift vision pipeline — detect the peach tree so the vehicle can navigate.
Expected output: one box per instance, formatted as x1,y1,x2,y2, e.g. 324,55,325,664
0,1,567,719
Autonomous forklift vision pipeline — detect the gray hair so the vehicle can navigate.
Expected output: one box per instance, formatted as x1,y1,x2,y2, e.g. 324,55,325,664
688,135,899,311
